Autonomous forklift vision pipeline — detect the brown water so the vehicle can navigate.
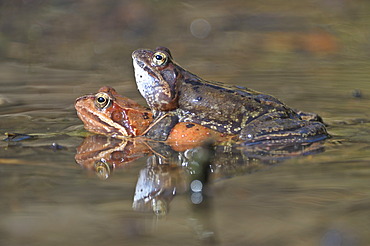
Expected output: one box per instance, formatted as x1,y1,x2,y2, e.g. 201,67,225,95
1,1,370,245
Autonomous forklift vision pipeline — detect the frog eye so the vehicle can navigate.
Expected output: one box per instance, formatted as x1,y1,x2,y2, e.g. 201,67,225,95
95,92,111,109
94,160,111,180
152,51,167,66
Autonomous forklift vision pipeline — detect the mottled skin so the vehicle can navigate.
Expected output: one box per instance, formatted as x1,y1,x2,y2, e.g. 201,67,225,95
132,47,329,144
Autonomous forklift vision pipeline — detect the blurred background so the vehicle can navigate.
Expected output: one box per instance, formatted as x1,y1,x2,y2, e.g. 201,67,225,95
2,1,370,246
0,0,363,69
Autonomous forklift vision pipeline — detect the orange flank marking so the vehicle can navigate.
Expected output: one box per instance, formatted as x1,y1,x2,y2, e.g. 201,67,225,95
167,122,234,151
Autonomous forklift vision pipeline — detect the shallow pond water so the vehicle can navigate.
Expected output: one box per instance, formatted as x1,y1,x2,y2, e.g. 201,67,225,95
2,1,370,246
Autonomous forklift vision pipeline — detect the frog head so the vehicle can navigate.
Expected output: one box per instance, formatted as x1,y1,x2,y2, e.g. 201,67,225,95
75,86,153,137
132,47,184,113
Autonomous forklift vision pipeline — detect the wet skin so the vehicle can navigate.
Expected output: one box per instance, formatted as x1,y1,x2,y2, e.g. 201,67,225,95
75,86,232,150
132,47,329,144
75,86,154,138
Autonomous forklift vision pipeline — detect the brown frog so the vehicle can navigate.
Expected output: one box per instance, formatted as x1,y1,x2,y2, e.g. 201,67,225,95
75,86,232,150
132,47,329,144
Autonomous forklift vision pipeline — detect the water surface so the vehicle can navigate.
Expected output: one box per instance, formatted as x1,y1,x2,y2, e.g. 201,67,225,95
1,1,370,245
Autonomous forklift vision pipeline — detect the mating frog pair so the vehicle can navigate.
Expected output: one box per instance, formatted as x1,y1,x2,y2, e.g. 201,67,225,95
76,47,329,145
75,86,230,150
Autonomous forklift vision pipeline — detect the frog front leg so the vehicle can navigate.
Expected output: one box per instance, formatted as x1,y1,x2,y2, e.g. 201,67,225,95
143,111,179,141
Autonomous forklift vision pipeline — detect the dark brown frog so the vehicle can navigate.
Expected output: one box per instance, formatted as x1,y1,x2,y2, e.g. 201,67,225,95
132,47,329,144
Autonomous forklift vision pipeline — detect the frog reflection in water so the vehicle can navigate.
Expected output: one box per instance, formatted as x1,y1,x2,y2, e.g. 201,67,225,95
75,134,325,214
132,47,329,144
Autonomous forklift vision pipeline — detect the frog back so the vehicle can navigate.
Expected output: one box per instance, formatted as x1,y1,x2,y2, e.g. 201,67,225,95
177,76,297,135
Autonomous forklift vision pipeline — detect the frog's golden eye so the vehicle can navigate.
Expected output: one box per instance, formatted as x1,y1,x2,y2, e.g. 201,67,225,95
95,92,111,109
152,51,167,66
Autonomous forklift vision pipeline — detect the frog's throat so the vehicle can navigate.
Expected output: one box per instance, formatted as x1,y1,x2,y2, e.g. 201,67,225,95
132,59,170,106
